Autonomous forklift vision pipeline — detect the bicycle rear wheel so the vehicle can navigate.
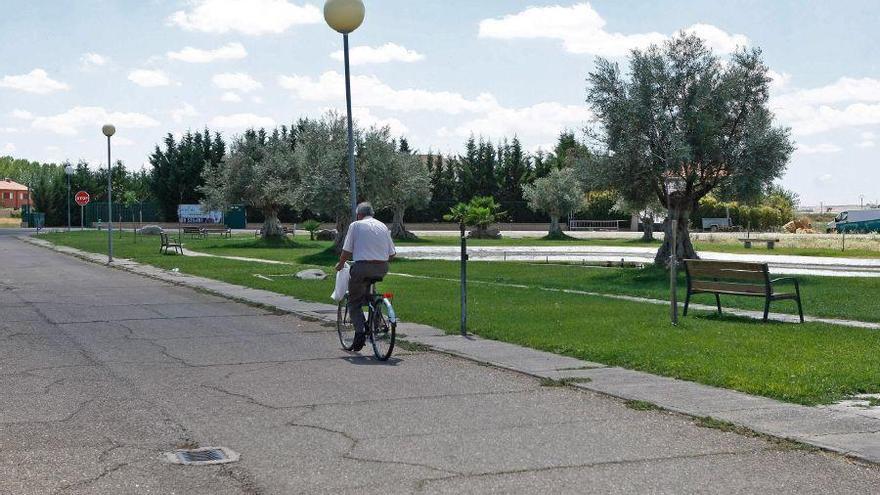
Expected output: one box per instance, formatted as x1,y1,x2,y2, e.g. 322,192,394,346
336,295,357,351
369,298,396,361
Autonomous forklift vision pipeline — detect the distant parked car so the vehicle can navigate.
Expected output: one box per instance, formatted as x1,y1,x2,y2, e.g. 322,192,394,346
827,209,880,233
701,217,735,232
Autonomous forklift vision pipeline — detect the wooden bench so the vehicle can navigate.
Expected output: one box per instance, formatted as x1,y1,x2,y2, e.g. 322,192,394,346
182,226,206,239
159,232,183,255
254,224,296,237
201,225,232,238
738,238,780,249
683,259,803,322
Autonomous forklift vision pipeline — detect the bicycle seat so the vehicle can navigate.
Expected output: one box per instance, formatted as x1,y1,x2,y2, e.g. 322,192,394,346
364,277,384,284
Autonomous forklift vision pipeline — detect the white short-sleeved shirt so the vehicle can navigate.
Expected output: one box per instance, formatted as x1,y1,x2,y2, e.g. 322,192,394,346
342,216,396,262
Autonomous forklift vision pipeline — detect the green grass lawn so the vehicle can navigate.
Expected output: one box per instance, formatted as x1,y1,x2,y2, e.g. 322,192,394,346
39,231,880,406
182,235,880,324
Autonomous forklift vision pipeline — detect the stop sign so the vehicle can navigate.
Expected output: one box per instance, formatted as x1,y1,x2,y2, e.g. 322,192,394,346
75,191,90,207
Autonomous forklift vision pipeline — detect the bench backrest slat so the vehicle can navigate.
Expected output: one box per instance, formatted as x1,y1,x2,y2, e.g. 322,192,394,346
684,259,768,283
691,280,767,294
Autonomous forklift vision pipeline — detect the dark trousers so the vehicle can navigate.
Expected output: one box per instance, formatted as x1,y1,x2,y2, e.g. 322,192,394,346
348,261,389,334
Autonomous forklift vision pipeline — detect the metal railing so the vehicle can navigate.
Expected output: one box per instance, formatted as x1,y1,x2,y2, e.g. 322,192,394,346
568,219,628,231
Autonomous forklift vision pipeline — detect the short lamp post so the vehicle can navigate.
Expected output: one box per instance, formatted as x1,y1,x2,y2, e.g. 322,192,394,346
64,164,73,232
324,0,365,222
102,124,115,263
665,177,686,326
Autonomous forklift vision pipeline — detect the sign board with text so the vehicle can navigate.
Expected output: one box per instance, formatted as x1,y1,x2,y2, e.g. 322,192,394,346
177,204,223,224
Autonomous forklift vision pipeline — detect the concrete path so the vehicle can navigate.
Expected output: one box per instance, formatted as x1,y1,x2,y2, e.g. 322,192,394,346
395,245,880,277
6,237,880,493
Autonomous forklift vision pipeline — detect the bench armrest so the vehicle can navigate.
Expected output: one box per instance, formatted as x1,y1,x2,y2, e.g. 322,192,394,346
770,277,800,294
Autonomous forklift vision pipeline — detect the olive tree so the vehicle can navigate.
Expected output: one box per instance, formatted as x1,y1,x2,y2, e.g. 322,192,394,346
360,127,432,239
201,129,297,239
290,113,351,251
586,34,794,265
523,167,583,238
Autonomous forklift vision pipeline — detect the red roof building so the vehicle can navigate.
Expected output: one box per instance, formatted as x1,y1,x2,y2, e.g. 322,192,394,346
0,178,31,209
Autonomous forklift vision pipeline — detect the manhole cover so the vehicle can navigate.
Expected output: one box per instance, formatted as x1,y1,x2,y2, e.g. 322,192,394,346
162,447,239,466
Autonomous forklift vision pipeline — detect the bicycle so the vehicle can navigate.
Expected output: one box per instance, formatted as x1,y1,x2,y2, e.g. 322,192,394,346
337,276,397,361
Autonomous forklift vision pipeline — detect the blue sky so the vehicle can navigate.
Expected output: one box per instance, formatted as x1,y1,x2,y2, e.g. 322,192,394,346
1,0,878,206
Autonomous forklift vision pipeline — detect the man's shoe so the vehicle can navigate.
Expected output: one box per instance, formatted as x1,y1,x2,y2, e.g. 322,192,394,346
351,332,366,351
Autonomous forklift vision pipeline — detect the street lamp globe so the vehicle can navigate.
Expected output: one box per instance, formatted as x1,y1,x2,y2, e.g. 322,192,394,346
102,124,116,137
324,0,365,34
64,164,73,176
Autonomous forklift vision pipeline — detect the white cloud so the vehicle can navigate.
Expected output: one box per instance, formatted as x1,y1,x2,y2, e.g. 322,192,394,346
114,137,136,147
330,43,425,65
209,113,276,129
2,143,15,154
767,70,792,92
679,24,749,54
10,109,34,120
30,106,160,135
478,3,746,57
128,69,172,87
167,42,247,63
0,69,70,94
328,107,408,136
441,102,593,140
858,131,876,148
213,72,262,93
0,127,17,133
797,143,842,154
772,77,880,135
278,71,498,114
251,95,264,104
171,103,198,123
221,92,243,103
80,52,108,68
169,0,320,35
816,173,834,184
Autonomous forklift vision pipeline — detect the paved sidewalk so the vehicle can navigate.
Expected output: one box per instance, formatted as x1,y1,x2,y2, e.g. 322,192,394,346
8,236,880,493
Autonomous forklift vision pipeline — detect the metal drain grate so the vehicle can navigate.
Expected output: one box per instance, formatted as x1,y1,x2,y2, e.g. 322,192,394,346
162,447,239,466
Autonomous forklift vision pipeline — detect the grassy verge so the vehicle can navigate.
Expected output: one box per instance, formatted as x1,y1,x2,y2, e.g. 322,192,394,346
180,236,880,324
38,231,880,406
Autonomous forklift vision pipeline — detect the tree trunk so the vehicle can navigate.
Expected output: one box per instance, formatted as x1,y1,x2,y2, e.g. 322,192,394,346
261,209,284,239
654,208,697,267
641,213,655,242
548,215,562,237
333,210,352,254
390,207,417,240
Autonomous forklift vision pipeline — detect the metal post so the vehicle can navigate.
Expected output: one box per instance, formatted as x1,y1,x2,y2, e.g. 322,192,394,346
66,173,71,232
670,209,679,326
107,136,113,263
343,33,357,222
460,223,468,336
80,205,84,230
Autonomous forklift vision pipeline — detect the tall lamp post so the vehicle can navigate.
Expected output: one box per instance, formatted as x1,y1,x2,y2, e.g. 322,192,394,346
324,0,365,221
102,124,116,263
665,177,686,326
64,164,73,232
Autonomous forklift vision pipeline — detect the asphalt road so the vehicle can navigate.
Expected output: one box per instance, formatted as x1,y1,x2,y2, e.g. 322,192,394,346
2,235,880,494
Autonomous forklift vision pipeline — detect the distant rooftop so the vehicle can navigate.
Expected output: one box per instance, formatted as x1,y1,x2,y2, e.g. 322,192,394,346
0,178,28,191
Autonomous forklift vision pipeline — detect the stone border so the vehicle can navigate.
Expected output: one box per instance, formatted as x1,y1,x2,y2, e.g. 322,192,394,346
20,236,880,465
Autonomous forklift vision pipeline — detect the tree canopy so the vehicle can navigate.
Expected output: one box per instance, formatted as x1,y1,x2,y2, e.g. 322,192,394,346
586,33,794,264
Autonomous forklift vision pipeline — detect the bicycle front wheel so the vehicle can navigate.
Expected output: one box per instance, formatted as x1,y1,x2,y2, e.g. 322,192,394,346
336,295,357,351
369,298,396,361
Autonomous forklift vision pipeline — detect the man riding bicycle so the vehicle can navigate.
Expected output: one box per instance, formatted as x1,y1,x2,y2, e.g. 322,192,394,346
335,202,396,351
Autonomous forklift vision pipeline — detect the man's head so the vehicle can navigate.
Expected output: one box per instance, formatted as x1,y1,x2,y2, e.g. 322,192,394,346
356,201,374,220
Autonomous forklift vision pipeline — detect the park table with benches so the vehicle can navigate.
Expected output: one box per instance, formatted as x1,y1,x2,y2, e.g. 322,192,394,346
683,259,804,323
738,237,780,249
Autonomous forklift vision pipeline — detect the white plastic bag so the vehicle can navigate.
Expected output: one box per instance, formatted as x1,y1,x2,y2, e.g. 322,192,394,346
331,263,350,302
